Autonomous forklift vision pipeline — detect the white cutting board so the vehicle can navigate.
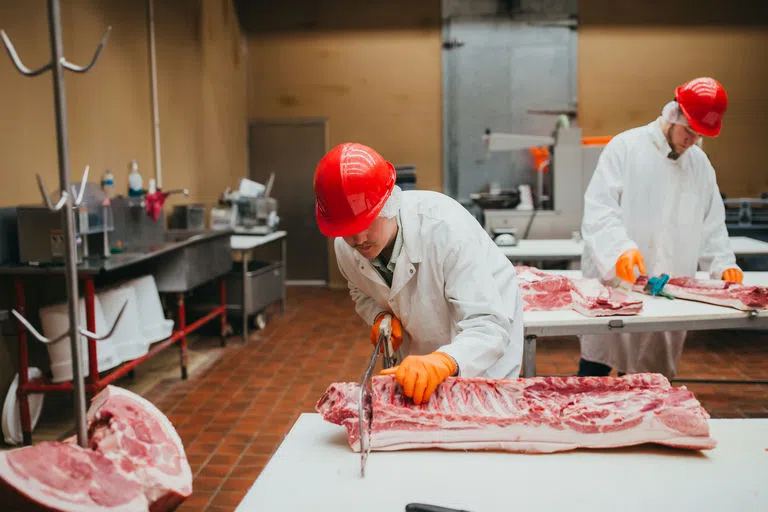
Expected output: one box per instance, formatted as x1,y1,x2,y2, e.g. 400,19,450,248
237,414,768,512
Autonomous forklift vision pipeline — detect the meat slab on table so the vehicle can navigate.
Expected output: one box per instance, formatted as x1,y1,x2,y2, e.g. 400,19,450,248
316,374,716,454
0,385,192,512
634,275,768,311
516,266,643,316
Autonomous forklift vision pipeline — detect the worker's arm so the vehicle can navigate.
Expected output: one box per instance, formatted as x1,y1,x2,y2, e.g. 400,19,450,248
581,139,639,280
335,239,384,326
433,225,516,379
699,162,740,280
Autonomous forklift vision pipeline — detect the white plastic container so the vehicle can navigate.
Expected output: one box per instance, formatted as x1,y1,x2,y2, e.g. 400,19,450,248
97,284,149,363
122,274,174,345
39,297,122,383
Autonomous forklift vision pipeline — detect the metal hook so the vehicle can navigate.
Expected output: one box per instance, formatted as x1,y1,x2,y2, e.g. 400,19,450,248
11,300,128,345
0,30,53,77
61,26,112,74
38,164,89,211
37,174,68,211
70,165,90,206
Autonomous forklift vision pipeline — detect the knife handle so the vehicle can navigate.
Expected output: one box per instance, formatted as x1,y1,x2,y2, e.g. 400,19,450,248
405,504,471,512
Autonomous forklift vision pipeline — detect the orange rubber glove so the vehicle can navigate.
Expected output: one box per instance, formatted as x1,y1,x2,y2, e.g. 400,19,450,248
380,352,457,405
615,249,646,284
722,268,743,284
370,313,403,352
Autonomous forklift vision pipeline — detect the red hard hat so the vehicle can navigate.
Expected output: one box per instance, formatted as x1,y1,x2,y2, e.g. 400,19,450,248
675,77,728,137
313,142,396,238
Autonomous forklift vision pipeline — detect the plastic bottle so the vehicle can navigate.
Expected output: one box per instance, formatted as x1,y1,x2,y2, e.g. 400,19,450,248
101,169,114,198
128,160,144,197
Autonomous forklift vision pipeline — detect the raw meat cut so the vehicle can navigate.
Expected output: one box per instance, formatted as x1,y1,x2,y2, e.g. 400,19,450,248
515,266,574,311
516,266,642,316
316,374,716,454
0,442,148,512
87,386,192,511
634,275,768,311
0,385,191,512
570,278,643,317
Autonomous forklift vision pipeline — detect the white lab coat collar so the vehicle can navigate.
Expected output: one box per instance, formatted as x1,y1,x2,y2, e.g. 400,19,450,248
647,117,688,165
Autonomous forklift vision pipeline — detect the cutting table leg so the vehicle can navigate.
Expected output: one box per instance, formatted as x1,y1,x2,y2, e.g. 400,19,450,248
219,277,227,347
242,250,249,344
178,294,188,380
14,278,32,445
84,279,98,391
524,334,537,378
281,237,287,314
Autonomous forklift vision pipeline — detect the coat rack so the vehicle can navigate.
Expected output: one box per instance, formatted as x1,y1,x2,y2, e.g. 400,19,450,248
1,0,113,448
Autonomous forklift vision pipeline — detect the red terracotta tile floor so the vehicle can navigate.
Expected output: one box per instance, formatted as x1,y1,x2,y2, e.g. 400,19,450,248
135,286,767,511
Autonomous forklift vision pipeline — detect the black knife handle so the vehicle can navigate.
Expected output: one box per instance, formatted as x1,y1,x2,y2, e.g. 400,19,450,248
405,503,472,512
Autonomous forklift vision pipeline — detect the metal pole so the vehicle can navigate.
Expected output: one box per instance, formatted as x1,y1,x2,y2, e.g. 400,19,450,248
48,0,88,448
147,0,163,188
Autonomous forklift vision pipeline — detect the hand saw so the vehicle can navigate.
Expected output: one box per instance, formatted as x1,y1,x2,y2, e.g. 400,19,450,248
358,314,400,477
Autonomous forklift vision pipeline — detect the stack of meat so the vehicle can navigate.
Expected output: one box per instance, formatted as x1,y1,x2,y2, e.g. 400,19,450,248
0,385,192,512
316,374,717,454
516,266,643,317
634,275,768,311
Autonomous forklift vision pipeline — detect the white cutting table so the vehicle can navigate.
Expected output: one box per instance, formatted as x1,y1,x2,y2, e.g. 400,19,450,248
499,235,768,264
236,414,768,512
521,271,768,378
230,231,287,342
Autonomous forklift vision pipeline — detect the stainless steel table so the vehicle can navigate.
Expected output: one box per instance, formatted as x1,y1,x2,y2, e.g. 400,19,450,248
230,231,287,343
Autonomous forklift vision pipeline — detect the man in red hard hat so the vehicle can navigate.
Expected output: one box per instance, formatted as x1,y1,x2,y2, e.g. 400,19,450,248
314,142,524,404
578,77,742,378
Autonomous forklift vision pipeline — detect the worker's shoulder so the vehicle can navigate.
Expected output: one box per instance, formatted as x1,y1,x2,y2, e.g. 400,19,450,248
402,190,477,226
607,125,648,149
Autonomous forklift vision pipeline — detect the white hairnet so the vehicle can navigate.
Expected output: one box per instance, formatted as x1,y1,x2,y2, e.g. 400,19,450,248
661,100,690,128
378,185,402,218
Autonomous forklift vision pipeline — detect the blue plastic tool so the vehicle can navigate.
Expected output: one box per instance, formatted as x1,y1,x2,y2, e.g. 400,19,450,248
644,273,674,300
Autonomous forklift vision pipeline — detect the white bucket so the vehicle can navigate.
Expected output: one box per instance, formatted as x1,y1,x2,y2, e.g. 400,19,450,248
97,284,149,363
39,297,122,383
122,275,174,344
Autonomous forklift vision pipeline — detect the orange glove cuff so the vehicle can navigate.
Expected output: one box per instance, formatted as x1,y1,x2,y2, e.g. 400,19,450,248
370,313,403,351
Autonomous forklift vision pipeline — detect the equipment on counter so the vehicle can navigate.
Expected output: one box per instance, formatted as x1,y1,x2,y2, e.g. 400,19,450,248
491,227,518,247
213,174,280,234
110,195,165,252
724,196,768,227
16,182,114,265
480,123,610,240
168,204,205,231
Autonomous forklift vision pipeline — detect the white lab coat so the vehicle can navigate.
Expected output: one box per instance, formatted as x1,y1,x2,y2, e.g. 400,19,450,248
579,117,739,377
335,190,524,379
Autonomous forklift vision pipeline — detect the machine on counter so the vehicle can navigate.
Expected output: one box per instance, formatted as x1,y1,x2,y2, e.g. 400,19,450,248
211,175,280,235
479,119,610,244
16,183,114,265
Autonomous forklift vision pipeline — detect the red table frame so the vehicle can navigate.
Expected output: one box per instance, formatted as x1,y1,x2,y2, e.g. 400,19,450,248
12,274,228,445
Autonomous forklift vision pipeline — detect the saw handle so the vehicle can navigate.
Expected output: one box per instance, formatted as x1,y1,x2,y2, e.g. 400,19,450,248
406,504,473,512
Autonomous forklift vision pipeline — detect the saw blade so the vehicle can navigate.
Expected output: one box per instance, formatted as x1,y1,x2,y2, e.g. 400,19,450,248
358,331,387,477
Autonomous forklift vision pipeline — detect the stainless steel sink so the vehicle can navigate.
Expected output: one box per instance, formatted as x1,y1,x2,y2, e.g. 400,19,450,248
154,229,233,293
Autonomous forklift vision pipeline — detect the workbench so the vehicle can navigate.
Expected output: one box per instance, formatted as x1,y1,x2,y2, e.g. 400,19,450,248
521,271,768,380
236,413,768,512
499,235,768,267
229,231,287,343
0,230,233,445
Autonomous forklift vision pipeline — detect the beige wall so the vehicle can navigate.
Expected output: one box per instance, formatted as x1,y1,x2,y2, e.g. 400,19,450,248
242,0,442,287
579,1,768,197
0,0,247,211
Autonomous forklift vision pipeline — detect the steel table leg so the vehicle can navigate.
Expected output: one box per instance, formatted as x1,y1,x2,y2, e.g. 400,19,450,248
14,278,32,445
281,236,287,314
220,277,227,347
242,250,249,343
523,334,537,378
178,293,188,380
